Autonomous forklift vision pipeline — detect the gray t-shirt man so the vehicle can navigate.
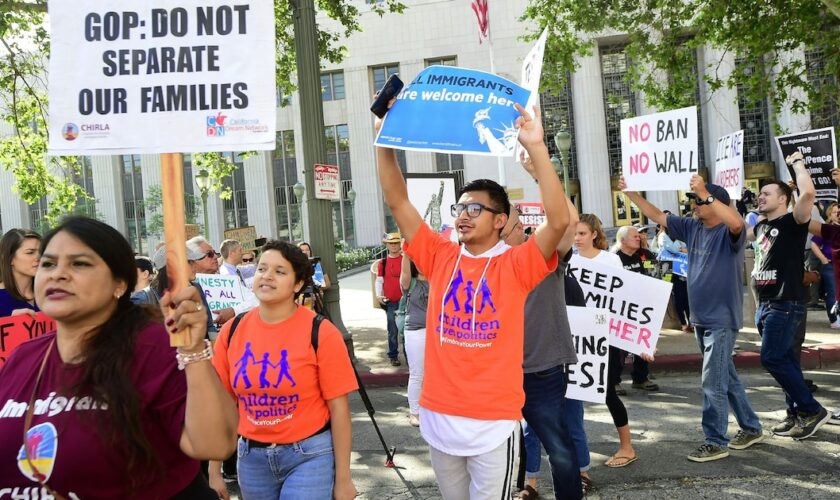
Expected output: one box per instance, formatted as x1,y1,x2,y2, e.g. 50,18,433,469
666,214,746,330
523,262,578,372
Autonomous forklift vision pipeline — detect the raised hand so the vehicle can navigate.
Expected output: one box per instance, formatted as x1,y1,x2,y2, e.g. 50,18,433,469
514,103,545,149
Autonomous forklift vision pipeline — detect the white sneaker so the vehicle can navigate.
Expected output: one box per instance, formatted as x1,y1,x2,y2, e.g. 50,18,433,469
828,409,840,426
830,321,840,329
408,413,420,427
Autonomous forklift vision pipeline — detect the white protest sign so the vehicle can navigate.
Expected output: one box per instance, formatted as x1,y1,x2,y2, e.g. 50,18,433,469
314,164,341,201
565,306,610,404
196,273,246,311
515,202,545,228
567,255,672,356
713,130,744,200
515,29,548,161
47,0,276,155
621,106,698,191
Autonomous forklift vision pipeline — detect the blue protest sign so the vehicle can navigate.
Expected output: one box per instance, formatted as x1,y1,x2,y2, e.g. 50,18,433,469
375,66,532,157
659,249,688,277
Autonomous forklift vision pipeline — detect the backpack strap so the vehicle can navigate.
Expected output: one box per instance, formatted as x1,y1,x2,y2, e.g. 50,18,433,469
311,314,325,353
226,312,248,345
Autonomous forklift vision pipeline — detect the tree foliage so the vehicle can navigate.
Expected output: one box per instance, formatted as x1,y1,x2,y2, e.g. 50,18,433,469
0,0,405,226
523,0,839,132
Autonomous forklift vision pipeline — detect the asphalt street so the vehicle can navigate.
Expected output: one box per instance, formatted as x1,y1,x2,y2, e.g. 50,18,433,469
346,368,840,499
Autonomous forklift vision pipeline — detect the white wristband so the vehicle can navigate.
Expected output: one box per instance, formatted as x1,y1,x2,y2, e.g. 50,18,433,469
176,339,212,370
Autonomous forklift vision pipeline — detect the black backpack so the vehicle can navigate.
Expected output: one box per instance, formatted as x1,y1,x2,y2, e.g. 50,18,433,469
226,312,325,353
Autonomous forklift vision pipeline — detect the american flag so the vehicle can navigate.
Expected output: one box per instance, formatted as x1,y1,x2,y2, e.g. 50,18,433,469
471,0,489,44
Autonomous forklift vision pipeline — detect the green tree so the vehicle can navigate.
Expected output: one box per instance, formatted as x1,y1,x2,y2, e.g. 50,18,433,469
523,0,839,132
142,184,200,239
0,0,405,225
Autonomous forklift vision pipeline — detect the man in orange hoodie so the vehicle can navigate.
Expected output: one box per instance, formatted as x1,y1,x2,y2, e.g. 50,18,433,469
375,102,570,499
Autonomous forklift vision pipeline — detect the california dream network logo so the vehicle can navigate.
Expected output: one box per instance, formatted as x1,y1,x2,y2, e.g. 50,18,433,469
206,112,227,136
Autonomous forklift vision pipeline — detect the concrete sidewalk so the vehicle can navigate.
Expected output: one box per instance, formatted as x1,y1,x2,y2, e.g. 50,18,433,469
337,268,840,386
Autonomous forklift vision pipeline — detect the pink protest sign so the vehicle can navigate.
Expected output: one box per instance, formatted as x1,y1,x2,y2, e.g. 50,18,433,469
621,106,698,192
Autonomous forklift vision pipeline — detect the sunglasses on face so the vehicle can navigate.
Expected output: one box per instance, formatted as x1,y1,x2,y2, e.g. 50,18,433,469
451,202,503,219
200,250,219,260
242,257,254,263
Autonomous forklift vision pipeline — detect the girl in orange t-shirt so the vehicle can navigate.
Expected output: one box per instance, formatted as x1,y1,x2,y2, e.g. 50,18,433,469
209,241,358,500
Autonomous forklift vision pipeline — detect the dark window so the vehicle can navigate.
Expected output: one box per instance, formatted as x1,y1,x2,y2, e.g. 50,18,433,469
735,58,773,164
600,44,637,177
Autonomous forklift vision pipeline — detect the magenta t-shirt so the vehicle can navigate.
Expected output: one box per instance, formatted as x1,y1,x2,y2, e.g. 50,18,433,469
0,324,199,499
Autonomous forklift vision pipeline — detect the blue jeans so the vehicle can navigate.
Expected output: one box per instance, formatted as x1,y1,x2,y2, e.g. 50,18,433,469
820,263,837,323
755,301,822,415
695,327,762,447
237,430,335,499
562,398,591,472
522,366,582,500
384,301,400,359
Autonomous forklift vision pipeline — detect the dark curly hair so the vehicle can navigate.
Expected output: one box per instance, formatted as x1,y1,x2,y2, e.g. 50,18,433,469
260,240,314,299
40,217,160,487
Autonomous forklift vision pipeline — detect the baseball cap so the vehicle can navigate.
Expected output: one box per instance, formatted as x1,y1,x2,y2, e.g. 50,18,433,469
686,183,731,205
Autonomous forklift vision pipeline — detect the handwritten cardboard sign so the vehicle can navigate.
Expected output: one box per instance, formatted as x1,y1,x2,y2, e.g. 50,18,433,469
195,273,246,311
621,106,698,191
713,130,745,200
567,254,671,356
775,127,838,202
565,306,609,404
0,313,56,368
223,226,258,252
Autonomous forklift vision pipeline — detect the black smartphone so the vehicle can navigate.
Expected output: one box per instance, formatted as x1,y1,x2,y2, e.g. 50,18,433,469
370,74,404,118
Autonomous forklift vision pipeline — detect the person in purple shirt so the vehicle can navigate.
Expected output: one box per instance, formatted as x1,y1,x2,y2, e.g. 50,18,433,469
0,229,41,318
810,202,840,328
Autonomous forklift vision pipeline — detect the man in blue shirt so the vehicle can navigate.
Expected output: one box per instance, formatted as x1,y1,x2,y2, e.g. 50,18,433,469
620,174,763,463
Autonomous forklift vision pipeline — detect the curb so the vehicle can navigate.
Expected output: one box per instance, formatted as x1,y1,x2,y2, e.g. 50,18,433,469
356,343,840,387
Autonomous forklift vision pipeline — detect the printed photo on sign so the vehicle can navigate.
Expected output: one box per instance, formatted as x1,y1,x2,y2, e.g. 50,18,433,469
567,254,671,356
775,127,838,202
713,130,745,200
406,174,458,242
375,66,532,157
621,106,698,192
565,306,610,404
47,0,277,155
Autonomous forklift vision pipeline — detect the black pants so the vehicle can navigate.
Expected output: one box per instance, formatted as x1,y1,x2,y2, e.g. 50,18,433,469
606,347,629,428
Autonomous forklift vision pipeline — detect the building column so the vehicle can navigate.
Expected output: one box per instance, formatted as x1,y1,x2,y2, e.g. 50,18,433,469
244,152,278,239
701,47,742,178
771,48,812,179
92,155,124,233
0,168,32,231
344,65,384,247
572,50,613,224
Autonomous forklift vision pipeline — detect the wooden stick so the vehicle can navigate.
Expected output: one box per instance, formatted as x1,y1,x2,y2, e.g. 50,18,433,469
160,153,191,347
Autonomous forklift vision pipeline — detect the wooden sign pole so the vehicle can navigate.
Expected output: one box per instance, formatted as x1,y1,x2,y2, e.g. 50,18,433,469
160,152,191,347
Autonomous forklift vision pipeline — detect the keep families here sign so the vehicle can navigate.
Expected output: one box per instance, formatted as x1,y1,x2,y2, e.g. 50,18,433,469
621,106,699,191
375,66,532,157
567,255,672,357
47,0,276,155
565,306,610,404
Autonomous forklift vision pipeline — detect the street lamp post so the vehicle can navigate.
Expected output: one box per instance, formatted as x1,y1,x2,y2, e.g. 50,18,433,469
554,131,572,194
347,187,356,248
195,169,211,238
293,181,305,241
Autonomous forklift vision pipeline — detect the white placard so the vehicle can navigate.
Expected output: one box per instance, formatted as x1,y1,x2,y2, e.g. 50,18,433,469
515,28,548,161
713,130,745,200
47,0,276,155
565,306,610,404
196,273,246,311
567,255,672,356
621,106,698,191
314,164,341,201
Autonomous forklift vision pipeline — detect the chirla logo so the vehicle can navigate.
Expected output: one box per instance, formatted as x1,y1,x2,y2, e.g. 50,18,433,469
206,112,228,137
62,123,79,141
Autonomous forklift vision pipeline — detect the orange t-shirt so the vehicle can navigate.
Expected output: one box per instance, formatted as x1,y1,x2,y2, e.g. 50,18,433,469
403,224,557,421
212,306,358,443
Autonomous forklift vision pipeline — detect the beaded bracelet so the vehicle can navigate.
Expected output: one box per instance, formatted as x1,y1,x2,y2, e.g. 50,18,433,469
176,340,213,370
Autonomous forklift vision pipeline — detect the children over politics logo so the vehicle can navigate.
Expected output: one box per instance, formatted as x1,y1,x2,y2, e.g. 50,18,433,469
207,112,227,137
17,422,58,482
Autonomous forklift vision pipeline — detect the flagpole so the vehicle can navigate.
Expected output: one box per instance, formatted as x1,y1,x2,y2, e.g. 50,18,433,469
485,7,506,187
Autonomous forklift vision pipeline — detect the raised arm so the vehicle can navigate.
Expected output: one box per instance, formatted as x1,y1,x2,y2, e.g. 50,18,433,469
558,195,579,256
400,251,412,290
689,174,744,236
516,104,570,260
375,102,423,242
788,151,815,224
618,176,668,228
